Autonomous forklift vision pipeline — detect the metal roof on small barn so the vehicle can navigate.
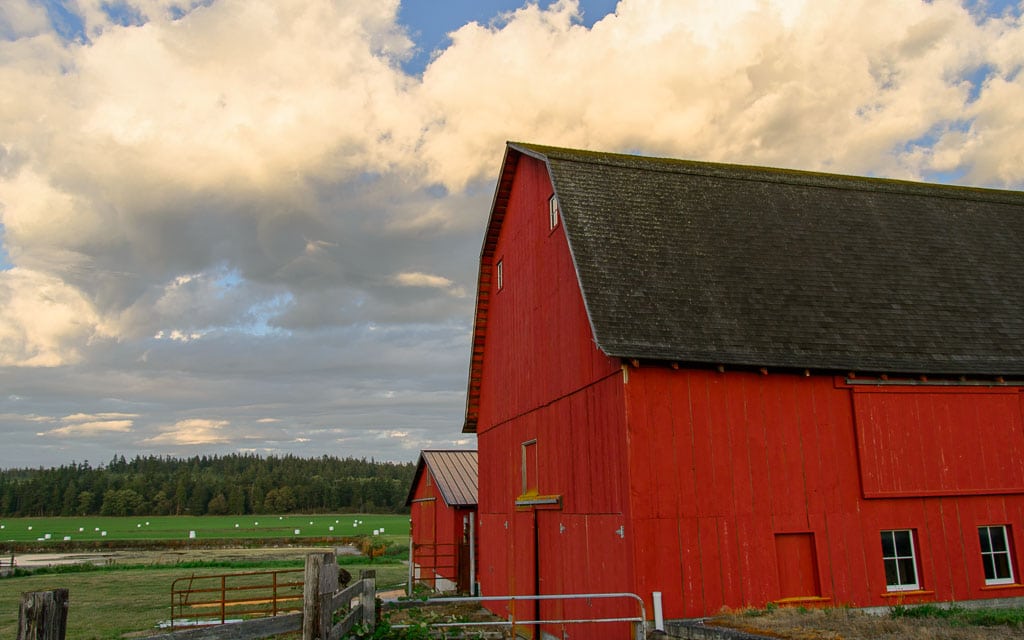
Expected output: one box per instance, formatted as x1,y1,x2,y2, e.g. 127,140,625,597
406,450,478,508
523,143,1024,375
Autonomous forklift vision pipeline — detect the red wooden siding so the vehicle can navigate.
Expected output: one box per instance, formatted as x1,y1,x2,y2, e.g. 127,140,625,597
473,155,633,632
475,155,620,436
852,387,1024,497
625,367,1024,619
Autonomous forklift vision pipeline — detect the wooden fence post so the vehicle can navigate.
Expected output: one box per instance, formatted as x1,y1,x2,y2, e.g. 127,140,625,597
18,589,69,640
302,552,338,640
359,570,376,629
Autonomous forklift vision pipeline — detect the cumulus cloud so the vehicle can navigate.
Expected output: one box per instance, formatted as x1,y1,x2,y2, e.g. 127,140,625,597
0,268,112,366
0,0,1022,466
415,0,1024,187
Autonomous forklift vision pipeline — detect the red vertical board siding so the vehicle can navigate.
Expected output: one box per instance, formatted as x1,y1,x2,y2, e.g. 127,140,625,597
473,155,630,625
476,156,619,437
853,388,1024,497
624,368,1024,617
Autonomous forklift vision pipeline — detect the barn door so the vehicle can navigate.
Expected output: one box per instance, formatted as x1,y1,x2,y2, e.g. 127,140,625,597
775,533,821,598
415,499,436,587
457,515,471,593
512,508,539,639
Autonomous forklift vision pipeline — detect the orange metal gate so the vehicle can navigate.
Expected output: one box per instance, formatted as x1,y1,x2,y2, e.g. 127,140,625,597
170,568,304,629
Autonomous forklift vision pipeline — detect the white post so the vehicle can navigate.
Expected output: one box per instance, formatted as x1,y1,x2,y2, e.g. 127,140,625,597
652,591,665,631
469,512,477,596
407,518,414,597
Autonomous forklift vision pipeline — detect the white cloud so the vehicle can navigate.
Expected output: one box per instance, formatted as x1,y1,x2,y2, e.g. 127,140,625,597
36,412,139,437
144,418,231,445
0,268,112,366
392,271,467,297
415,0,1024,187
45,420,134,436
0,0,50,39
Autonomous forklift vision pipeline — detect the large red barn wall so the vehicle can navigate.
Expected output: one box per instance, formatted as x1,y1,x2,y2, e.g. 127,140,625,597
475,154,633,630
625,366,1024,618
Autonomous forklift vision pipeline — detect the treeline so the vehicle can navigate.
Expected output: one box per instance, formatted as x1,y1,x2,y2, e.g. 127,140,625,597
0,454,416,517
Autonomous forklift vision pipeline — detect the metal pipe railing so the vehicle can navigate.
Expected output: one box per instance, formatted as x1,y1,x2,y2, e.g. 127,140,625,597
389,592,647,640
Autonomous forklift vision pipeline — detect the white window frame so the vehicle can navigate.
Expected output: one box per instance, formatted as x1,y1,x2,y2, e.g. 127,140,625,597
979,525,1015,586
548,194,559,230
881,529,920,592
496,259,503,291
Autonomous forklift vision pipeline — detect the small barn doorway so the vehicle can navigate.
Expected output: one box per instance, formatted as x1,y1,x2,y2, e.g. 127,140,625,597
775,532,821,598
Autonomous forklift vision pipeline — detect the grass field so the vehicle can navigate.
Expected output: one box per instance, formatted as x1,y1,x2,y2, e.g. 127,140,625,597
0,513,411,637
0,552,409,640
0,513,409,545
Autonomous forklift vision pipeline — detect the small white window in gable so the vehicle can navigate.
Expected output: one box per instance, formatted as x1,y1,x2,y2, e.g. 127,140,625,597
496,259,503,291
548,194,560,230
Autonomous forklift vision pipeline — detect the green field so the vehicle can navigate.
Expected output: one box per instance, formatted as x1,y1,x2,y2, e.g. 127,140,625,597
0,514,411,639
0,513,409,545
0,557,409,639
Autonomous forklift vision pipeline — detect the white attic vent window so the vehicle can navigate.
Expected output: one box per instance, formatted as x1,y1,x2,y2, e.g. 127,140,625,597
496,259,504,291
548,194,560,230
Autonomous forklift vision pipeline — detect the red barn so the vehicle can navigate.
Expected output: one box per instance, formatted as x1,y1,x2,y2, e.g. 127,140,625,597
464,142,1024,636
407,449,478,593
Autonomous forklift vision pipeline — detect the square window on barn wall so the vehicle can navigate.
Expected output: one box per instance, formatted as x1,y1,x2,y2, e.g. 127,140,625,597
881,530,920,591
979,525,1015,585
548,194,560,230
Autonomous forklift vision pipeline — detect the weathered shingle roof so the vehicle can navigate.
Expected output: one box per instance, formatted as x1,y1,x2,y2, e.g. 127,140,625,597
406,450,478,508
515,142,1024,376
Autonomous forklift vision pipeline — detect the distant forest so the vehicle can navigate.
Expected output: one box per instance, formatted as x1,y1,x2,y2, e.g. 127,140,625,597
0,454,416,517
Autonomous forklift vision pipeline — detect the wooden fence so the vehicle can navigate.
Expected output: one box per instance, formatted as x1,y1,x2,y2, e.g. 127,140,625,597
16,552,376,640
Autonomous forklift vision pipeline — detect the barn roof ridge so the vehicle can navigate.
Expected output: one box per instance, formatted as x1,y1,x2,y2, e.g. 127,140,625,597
509,141,1024,205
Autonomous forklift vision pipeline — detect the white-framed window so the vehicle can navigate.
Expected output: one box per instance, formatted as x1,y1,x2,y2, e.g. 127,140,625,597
881,529,920,591
496,259,503,291
548,194,559,230
979,525,1015,585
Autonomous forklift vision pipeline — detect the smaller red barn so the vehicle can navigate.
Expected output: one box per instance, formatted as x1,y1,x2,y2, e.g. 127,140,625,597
406,450,478,593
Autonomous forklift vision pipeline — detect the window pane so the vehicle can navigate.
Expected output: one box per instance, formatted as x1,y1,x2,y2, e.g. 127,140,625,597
983,555,997,581
894,530,913,557
994,554,1012,580
897,558,917,586
884,558,900,586
991,528,1008,553
979,528,992,553
881,531,896,557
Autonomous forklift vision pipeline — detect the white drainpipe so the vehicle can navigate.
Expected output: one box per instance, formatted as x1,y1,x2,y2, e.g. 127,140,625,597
469,512,477,595
653,591,665,631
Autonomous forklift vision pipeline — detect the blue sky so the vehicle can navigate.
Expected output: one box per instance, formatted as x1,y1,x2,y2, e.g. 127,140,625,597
0,0,1022,467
